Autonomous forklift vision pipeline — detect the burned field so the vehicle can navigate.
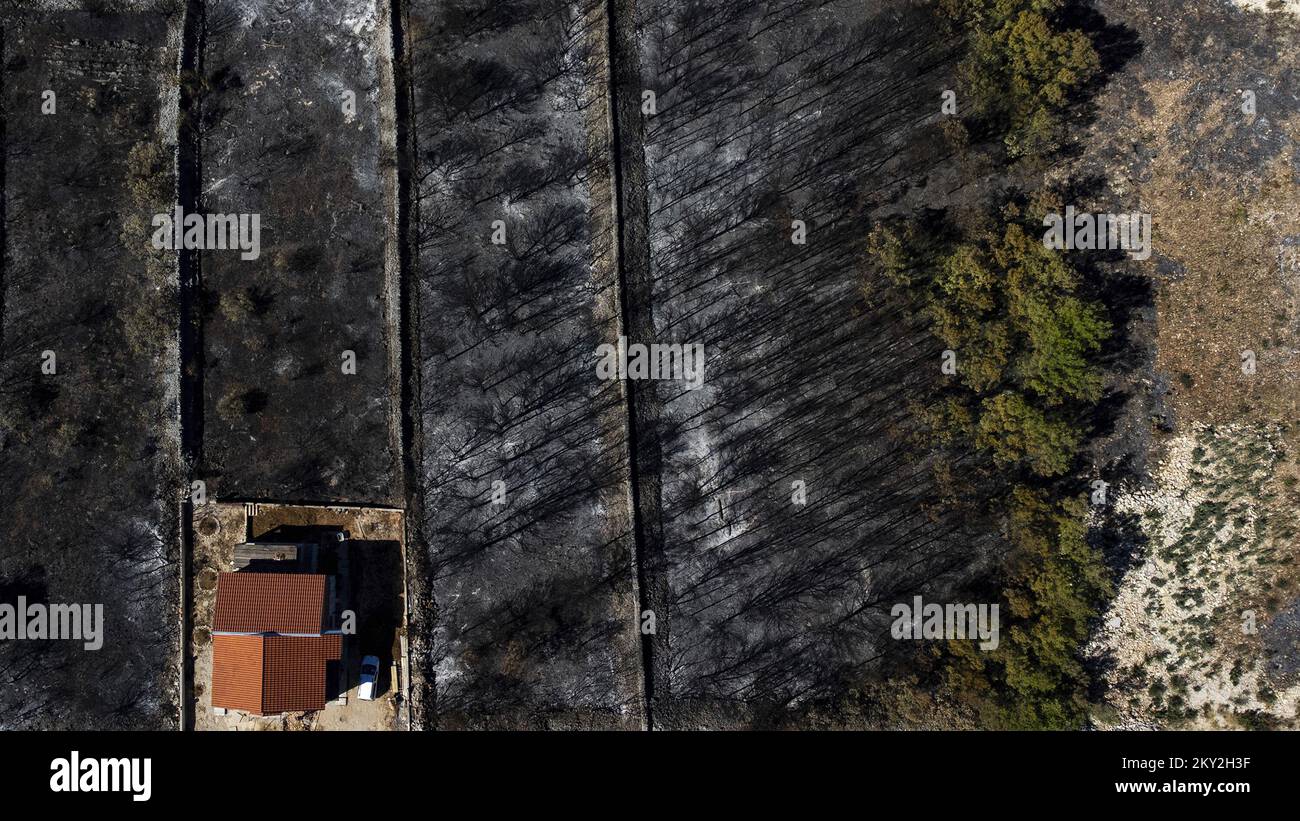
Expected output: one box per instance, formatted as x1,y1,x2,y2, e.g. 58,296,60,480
405,0,645,729
0,2,184,729
622,0,996,726
196,0,402,505
0,0,407,731
6,0,1292,732
398,0,1006,728
0,0,1110,731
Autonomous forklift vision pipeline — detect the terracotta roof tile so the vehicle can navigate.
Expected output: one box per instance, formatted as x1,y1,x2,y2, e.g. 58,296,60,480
261,635,342,713
212,633,343,715
210,573,342,715
213,573,327,634
211,634,265,714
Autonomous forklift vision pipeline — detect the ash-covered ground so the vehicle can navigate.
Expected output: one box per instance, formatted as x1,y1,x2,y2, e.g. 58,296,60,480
623,0,1003,726
0,0,1067,731
405,0,645,729
4,0,1293,731
0,1,183,729
198,0,402,505
398,0,1006,729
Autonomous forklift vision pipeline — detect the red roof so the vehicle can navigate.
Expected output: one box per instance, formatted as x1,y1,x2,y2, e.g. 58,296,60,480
212,634,342,715
263,635,343,713
213,573,327,634
211,634,264,713
211,573,341,715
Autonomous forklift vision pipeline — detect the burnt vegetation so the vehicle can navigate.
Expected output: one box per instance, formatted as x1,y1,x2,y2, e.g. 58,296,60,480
626,0,988,726
1,0,1155,730
0,4,182,729
406,0,644,728
196,0,401,506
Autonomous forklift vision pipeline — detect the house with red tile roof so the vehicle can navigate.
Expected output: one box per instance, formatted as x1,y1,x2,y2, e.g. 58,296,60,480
211,572,343,715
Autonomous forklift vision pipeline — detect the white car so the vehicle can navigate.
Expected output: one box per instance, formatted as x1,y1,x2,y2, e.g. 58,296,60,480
358,655,380,701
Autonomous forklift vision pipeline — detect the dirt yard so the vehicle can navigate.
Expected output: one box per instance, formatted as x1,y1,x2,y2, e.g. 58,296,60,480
190,501,410,731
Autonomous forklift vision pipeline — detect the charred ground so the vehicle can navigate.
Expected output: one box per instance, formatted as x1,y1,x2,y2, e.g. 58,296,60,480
3,0,1294,731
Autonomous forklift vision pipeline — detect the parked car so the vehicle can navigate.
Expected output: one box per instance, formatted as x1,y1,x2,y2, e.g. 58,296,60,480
358,655,380,701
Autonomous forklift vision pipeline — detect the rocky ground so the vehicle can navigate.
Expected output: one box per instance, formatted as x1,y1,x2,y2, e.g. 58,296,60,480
1089,425,1300,727
1077,0,1300,728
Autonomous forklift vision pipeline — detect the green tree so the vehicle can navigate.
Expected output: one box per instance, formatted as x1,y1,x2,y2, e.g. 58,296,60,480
946,0,1100,157
975,391,1078,476
865,0,1113,730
